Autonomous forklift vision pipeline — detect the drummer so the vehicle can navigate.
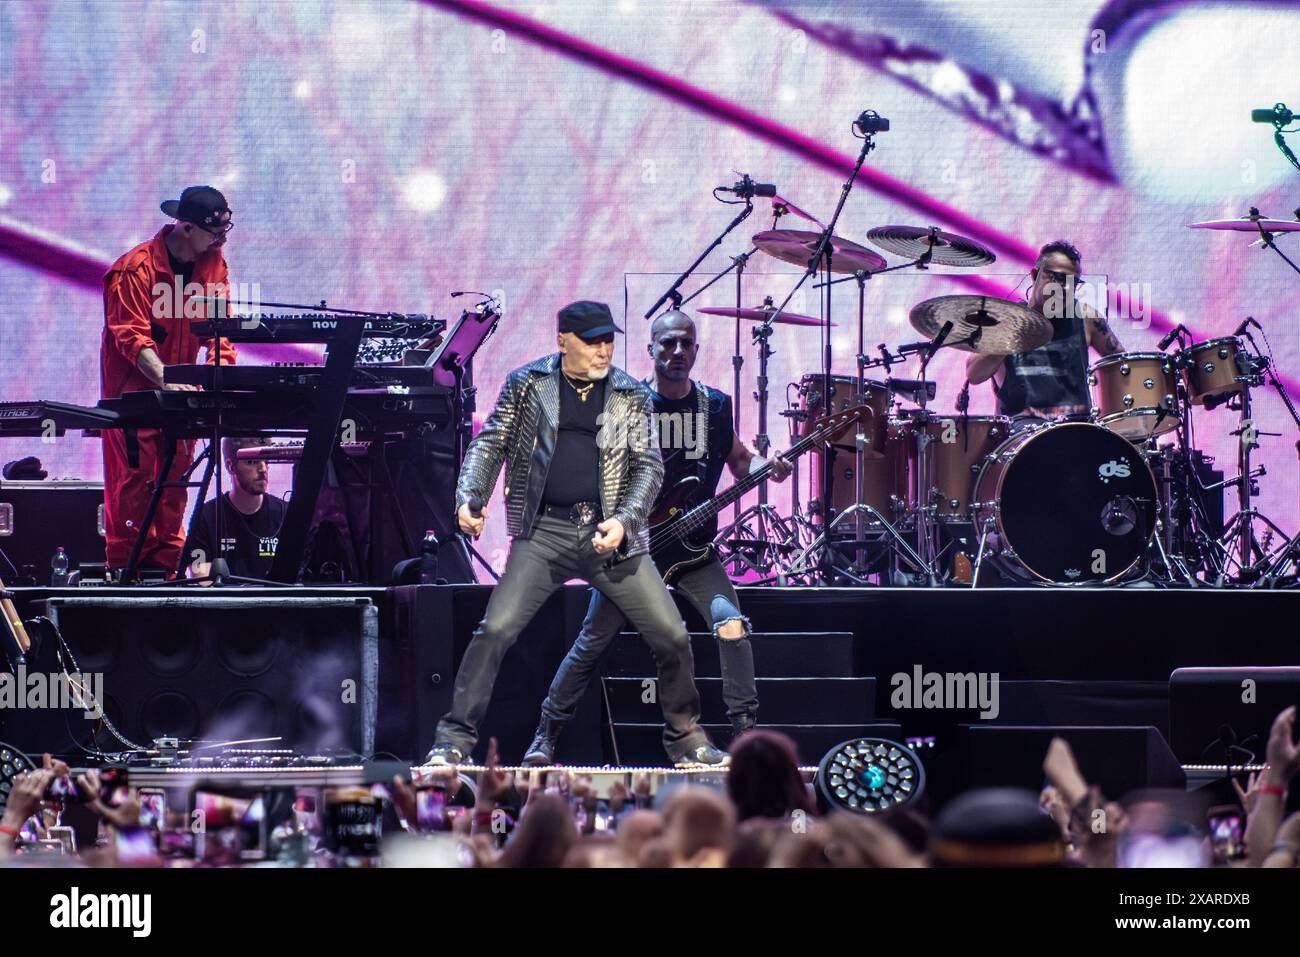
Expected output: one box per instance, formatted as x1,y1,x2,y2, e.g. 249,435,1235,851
965,241,1124,427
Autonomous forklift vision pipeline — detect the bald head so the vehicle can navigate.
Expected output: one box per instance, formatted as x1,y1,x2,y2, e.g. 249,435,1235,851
648,310,699,387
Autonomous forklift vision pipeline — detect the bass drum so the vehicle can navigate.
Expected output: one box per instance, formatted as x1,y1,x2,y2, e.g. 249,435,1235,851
971,422,1158,584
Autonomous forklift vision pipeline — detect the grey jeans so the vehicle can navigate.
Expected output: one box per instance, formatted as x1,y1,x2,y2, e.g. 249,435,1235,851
434,514,707,759
540,554,758,731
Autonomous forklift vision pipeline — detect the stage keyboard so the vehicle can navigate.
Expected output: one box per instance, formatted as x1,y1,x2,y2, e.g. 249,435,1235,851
191,313,443,343
165,363,439,391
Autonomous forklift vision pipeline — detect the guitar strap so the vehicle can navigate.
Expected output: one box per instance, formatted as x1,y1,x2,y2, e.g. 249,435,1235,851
691,379,711,488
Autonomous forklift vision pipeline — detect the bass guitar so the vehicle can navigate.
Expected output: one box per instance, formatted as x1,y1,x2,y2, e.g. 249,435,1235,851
647,403,871,583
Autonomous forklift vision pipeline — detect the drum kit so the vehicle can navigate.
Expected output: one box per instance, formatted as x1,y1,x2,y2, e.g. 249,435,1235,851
643,110,1299,589
699,216,1297,588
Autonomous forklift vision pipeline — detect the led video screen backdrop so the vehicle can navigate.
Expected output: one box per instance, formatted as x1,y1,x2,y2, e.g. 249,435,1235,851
2,0,1298,569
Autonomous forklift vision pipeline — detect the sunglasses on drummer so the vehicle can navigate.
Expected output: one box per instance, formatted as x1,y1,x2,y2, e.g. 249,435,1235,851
1037,269,1084,286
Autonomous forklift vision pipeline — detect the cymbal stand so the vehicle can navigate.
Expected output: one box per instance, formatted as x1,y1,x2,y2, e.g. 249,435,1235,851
1213,352,1292,585
1234,327,1300,585
717,300,801,577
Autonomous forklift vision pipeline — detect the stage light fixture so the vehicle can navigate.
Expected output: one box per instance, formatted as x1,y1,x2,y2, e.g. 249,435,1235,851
0,742,37,817
816,737,925,814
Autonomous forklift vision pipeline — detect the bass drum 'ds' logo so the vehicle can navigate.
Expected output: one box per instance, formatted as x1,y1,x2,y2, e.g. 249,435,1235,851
1098,459,1131,484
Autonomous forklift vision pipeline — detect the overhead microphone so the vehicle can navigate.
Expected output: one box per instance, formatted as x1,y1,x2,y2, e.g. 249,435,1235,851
1157,324,1187,351
853,110,891,134
717,174,777,198
450,290,493,299
1252,104,1295,125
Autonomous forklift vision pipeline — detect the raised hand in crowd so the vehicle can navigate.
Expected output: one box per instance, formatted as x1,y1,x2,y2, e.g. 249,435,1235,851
1245,705,1299,865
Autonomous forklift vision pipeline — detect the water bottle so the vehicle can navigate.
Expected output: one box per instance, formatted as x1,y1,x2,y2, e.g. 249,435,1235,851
50,546,70,586
418,531,441,584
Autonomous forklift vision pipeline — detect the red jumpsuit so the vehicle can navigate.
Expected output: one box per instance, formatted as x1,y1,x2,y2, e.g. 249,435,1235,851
100,226,236,571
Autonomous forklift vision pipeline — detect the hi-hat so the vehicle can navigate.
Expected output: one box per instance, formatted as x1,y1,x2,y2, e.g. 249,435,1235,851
865,225,997,267
697,305,831,327
908,295,1052,355
1187,216,1300,232
752,229,887,274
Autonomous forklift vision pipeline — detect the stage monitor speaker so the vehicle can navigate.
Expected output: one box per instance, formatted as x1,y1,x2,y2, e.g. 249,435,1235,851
1,595,377,759
1169,667,1300,766
963,725,1185,798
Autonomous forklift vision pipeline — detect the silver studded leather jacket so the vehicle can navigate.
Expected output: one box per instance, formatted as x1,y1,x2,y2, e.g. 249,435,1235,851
455,354,663,558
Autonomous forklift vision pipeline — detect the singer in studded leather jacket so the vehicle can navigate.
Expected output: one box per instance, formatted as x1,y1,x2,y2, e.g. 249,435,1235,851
455,353,663,559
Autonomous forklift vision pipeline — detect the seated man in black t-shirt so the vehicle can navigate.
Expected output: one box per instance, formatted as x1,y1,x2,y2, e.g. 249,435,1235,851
183,436,287,580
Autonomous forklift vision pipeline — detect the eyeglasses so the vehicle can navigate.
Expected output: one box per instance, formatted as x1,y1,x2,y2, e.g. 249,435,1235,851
1040,269,1084,286
196,217,234,237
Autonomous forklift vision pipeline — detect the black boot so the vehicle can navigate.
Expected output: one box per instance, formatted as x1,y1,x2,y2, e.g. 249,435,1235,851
522,716,566,766
730,714,756,741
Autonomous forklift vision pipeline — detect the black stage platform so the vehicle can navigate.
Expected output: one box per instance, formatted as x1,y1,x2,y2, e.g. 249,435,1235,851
3,585,1295,802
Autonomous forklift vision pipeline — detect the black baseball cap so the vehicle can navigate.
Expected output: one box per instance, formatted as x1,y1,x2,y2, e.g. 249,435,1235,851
557,300,623,340
160,186,231,228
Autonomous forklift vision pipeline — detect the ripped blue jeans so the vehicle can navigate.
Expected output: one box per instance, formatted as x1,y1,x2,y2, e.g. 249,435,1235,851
540,556,758,728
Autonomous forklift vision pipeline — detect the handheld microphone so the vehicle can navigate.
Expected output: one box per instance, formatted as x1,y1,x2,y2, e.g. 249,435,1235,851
1252,104,1295,125
717,174,777,199
467,496,484,517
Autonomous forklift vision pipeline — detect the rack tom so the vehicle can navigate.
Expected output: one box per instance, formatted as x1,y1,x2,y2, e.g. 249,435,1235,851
799,374,889,457
1088,351,1179,439
1181,337,1245,406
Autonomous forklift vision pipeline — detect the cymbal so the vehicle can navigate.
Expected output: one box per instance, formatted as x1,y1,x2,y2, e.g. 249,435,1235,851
697,305,830,327
752,229,887,275
865,225,997,267
908,295,1052,355
1187,217,1300,232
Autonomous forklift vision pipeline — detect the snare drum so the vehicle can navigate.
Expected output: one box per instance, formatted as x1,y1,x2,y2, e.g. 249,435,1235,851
899,412,1010,523
799,374,889,457
971,421,1158,583
1088,351,1179,438
1181,337,1245,406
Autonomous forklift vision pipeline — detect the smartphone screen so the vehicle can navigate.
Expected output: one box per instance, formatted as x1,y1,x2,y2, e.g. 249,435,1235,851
138,789,166,830
1207,805,1245,861
416,787,448,831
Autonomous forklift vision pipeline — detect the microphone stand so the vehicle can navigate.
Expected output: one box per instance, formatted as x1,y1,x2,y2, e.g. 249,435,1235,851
1249,208,1300,276
644,197,754,320
751,124,882,582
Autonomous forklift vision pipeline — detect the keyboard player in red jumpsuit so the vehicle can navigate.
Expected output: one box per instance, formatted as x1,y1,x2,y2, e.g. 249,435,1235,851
100,186,237,576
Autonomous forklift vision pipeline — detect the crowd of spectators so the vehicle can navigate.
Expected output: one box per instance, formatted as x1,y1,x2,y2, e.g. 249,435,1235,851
3,705,1298,869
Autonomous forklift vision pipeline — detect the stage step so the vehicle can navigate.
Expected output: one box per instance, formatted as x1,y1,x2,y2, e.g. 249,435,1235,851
605,722,903,766
600,631,855,678
601,676,875,725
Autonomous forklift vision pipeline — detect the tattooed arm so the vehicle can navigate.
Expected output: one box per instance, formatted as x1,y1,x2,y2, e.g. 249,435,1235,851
1082,303,1124,356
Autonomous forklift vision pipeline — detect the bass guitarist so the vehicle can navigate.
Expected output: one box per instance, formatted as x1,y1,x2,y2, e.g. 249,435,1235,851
522,310,790,764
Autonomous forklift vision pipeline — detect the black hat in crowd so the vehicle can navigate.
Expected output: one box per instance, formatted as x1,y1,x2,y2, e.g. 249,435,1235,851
931,788,1065,867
